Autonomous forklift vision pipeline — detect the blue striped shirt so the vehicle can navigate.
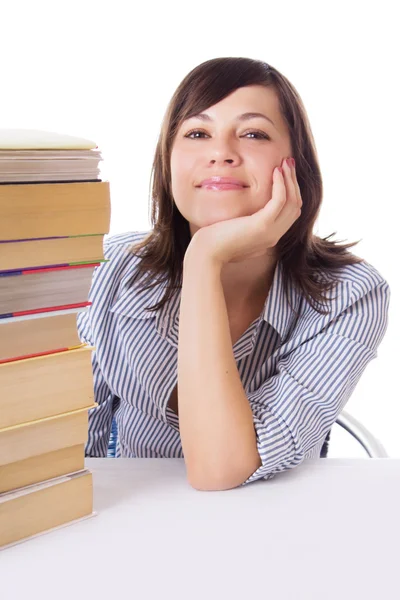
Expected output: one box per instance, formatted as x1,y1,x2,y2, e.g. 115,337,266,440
77,231,390,486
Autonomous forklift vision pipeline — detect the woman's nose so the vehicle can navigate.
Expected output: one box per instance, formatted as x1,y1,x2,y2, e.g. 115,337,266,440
208,141,241,166
210,158,234,164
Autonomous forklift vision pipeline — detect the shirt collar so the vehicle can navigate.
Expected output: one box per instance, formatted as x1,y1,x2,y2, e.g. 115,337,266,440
261,260,302,342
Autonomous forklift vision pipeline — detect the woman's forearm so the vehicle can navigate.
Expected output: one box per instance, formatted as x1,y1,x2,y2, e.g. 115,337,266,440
177,245,261,491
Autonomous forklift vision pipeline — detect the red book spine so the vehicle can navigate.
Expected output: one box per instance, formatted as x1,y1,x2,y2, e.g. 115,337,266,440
0,344,87,365
10,302,91,318
20,263,101,275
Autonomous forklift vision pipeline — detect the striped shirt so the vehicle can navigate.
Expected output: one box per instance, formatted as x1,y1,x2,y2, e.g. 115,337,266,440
77,231,390,486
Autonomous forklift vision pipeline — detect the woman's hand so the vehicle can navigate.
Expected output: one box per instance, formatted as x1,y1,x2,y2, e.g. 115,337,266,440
187,157,302,266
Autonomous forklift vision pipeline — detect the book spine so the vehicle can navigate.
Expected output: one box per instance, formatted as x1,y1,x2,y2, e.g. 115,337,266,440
0,344,86,365
0,260,105,275
0,262,101,277
0,301,91,320
0,234,105,243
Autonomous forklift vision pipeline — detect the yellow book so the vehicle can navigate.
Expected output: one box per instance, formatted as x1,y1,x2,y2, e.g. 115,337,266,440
0,470,93,548
0,234,105,272
0,346,95,429
0,444,85,495
0,181,110,240
0,405,96,493
0,308,87,363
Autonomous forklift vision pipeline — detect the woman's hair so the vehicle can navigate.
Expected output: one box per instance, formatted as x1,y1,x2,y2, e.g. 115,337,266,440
127,56,364,315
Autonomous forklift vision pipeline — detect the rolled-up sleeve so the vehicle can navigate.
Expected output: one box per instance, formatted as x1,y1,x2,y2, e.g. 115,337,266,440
242,278,390,485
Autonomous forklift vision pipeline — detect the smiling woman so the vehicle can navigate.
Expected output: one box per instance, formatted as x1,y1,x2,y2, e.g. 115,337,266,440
77,57,390,490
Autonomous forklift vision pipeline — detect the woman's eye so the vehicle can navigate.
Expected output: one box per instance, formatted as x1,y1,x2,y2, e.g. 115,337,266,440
184,129,270,140
243,130,270,140
185,130,209,139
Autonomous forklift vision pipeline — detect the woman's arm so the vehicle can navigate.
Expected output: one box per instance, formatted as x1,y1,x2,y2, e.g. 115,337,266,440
177,248,262,492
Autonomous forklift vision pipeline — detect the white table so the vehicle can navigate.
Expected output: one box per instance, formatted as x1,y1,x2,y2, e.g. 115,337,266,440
1,458,399,600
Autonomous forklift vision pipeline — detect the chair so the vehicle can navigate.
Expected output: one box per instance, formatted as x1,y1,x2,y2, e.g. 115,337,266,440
107,410,389,459
331,410,388,458
107,417,118,458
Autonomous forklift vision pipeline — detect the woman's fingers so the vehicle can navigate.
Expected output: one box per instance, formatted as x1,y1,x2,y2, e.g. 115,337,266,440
261,159,302,242
273,158,302,232
282,158,298,207
262,167,287,221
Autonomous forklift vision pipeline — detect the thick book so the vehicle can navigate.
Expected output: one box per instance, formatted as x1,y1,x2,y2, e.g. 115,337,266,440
0,470,93,548
0,233,105,271
0,307,88,363
0,444,85,495
0,345,95,429
0,307,89,363
0,129,101,183
0,262,101,318
0,405,95,493
0,405,93,469
0,181,111,240
0,149,103,183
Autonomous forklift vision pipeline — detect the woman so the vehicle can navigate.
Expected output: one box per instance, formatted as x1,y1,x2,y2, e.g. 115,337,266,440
77,57,390,491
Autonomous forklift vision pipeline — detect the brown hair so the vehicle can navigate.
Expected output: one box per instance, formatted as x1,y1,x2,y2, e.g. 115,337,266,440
127,56,364,315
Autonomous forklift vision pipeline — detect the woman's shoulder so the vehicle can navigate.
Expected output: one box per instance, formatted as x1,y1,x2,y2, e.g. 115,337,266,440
312,257,390,302
103,230,150,261
333,259,390,303
78,231,150,344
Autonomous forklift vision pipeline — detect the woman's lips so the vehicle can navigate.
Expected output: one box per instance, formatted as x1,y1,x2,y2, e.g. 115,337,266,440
199,183,246,191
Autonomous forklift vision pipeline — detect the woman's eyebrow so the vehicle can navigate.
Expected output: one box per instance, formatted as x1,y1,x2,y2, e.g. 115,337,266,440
188,111,276,129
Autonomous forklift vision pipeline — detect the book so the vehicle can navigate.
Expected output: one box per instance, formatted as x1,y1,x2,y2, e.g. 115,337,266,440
0,307,89,363
0,444,85,495
0,128,97,150
0,262,101,318
0,181,111,240
0,149,102,183
0,408,91,494
0,345,95,429
0,404,95,493
0,234,105,271
0,470,93,548
0,404,93,469
0,129,102,183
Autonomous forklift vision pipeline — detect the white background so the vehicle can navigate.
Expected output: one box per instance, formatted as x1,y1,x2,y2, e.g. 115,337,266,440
2,0,398,457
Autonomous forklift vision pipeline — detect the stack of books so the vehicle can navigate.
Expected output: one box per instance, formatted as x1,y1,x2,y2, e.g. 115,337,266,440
0,129,111,548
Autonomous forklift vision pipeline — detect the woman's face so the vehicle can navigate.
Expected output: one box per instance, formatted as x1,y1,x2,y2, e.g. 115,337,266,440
170,84,293,237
